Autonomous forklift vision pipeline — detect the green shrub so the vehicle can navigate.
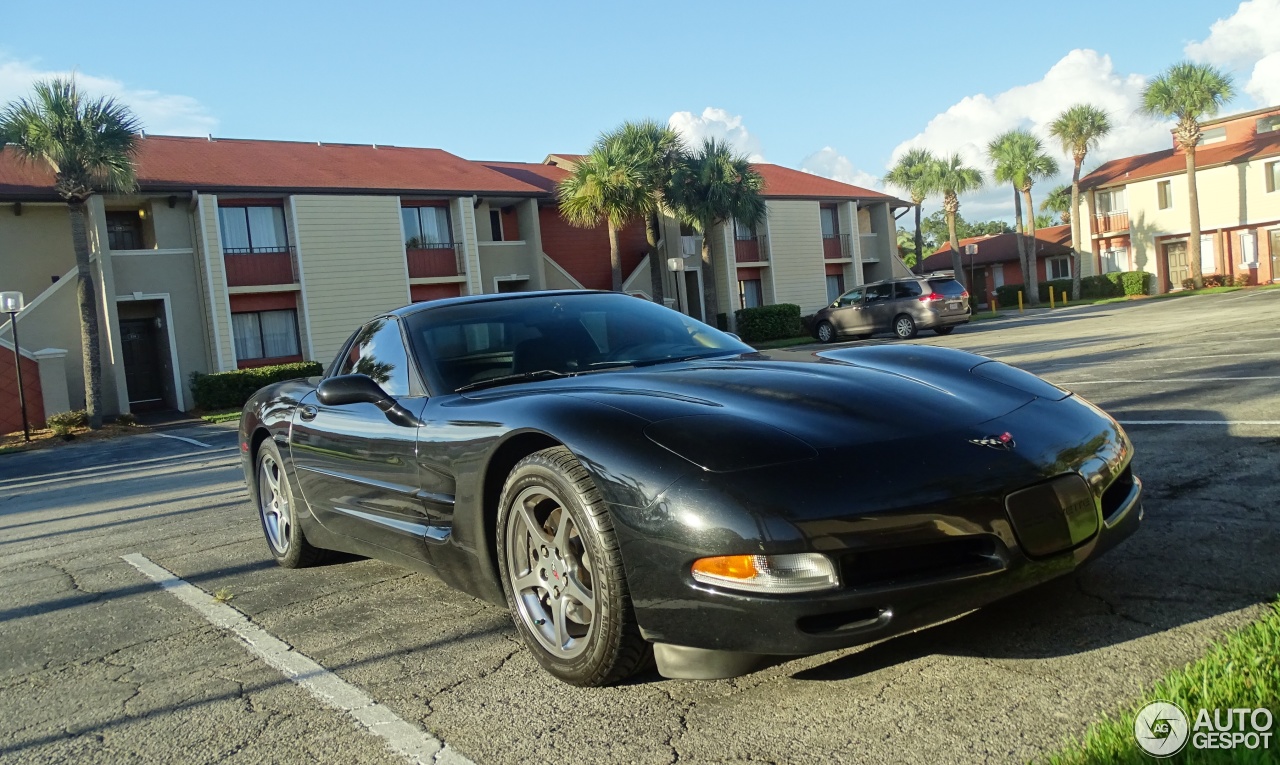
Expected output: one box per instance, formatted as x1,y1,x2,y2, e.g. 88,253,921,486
1037,279,1073,303
114,413,138,427
994,284,1025,307
1080,275,1124,299
1235,273,1253,287
1119,270,1152,296
47,410,88,435
191,362,323,411
734,303,804,343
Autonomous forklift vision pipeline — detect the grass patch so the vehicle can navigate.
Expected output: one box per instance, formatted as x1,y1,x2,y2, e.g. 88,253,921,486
198,409,242,424
752,335,816,350
1041,598,1280,764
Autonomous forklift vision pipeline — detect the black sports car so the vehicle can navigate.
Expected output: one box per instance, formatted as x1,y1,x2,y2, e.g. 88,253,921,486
239,290,1142,686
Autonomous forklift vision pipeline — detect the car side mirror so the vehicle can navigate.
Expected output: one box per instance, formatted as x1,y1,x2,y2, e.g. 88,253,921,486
725,332,741,341
317,374,419,427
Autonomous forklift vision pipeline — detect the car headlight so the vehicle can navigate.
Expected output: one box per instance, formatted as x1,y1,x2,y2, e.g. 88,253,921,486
691,553,839,594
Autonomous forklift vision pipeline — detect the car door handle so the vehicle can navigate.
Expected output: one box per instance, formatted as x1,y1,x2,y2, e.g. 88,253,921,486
299,405,318,422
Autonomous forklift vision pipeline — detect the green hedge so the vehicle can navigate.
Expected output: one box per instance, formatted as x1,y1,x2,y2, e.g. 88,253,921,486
1181,273,1252,289
994,284,1024,307
1038,279,1073,303
995,270,1151,305
734,303,804,343
1117,270,1152,295
191,361,324,411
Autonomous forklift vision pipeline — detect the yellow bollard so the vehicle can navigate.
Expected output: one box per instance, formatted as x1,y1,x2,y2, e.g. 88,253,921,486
1063,294,1069,306
992,297,999,316
1018,291,1024,313
1049,286,1055,309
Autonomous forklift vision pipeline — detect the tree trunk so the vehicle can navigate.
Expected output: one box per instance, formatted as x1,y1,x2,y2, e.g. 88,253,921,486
608,221,623,292
1013,188,1029,290
700,220,720,327
1070,158,1084,301
1023,186,1040,306
68,200,104,429
945,197,964,287
1185,144,1204,289
912,197,924,275
645,212,665,304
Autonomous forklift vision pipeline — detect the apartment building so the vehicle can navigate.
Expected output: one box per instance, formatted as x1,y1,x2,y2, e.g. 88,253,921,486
1077,105,1280,292
920,225,1073,304
0,135,910,421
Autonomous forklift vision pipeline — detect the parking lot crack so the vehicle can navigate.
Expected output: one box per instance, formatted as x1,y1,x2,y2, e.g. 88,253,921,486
1073,576,1154,628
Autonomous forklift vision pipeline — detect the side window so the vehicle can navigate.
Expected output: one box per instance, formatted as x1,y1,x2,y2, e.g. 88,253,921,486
894,281,923,299
837,289,863,307
865,283,894,302
338,318,411,397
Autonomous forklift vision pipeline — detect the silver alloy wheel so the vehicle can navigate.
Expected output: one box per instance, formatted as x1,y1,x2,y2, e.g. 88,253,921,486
895,317,913,337
818,323,833,342
257,452,291,555
505,485,597,659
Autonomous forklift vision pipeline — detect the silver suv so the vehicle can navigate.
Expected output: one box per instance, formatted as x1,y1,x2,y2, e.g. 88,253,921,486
811,276,970,342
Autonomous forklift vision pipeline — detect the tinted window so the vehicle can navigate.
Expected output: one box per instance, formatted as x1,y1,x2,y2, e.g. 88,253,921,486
338,318,411,396
865,283,894,302
836,289,863,307
894,281,923,299
405,293,751,393
928,279,967,297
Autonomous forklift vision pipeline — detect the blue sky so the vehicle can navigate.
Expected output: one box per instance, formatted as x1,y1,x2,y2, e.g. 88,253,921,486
2,1,1275,220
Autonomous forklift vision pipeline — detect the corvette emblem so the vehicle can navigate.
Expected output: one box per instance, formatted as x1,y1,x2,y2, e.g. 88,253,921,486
970,432,1016,450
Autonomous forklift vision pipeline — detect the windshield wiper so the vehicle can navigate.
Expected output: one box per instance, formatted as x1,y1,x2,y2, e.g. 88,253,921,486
454,369,569,393
630,351,741,367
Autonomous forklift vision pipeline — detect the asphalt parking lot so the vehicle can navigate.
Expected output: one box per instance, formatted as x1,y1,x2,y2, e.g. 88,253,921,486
2,289,1277,764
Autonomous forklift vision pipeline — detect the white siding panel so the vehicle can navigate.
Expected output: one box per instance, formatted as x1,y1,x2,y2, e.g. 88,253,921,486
198,194,236,371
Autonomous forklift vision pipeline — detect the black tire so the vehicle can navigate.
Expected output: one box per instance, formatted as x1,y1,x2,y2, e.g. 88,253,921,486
496,446,649,686
893,314,918,339
934,326,955,336
255,438,326,568
815,321,837,343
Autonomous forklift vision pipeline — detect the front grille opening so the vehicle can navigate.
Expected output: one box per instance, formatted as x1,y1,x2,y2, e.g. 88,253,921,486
797,607,885,635
838,536,1003,591
1101,465,1135,521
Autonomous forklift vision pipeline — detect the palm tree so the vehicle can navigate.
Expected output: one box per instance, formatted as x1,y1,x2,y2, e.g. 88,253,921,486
988,131,1034,292
1040,183,1073,225
601,120,686,304
1049,104,1112,299
557,143,649,291
0,78,141,429
926,154,983,289
884,148,936,275
668,138,765,325
1141,62,1234,289
987,130,1057,304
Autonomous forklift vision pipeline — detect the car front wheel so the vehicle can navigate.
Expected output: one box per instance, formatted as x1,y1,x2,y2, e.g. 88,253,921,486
256,438,325,568
894,314,918,339
816,321,836,343
497,446,650,686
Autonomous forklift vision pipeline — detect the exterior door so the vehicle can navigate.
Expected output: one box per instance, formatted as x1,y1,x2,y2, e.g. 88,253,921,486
829,288,869,334
1165,241,1189,290
120,318,164,405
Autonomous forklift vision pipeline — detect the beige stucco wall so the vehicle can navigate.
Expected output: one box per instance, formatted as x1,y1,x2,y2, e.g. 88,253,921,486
478,241,539,290
0,204,78,303
294,195,410,364
0,275,84,410
145,200,195,250
542,255,582,290
766,200,828,312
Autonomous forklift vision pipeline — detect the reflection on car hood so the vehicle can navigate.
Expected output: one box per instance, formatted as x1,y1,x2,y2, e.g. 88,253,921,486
467,353,1036,449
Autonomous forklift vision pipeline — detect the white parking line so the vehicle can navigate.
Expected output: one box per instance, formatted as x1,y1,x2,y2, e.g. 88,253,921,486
1057,376,1280,385
121,553,473,765
1041,351,1280,367
1118,420,1280,426
151,433,214,448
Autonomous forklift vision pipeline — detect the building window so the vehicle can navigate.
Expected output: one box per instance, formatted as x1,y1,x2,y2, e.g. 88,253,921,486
1197,126,1227,145
1200,234,1215,274
1258,115,1280,134
1096,187,1125,213
402,206,453,248
1239,231,1257,265
489,209,504,241
738,279,763,308
1266,161,1280,194
734,218,756,240
232,309,300,361
1157,180,1173,210
1101,248,1129,273
820,207,839,239
826,274,845,303
219,206,289,254
1047,256,1071,280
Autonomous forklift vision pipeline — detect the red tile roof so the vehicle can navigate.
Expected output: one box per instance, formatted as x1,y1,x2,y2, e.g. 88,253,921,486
0,135,547,198
481,161,570,194
920,225,1073,270
1081,131,1280,190
751,163,904,203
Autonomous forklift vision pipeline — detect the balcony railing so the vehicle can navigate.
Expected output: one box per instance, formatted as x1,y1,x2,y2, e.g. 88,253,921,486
1094,210,1129,233
407,242,465,278
224,247,296,287
735,235,767,263
823,233,851,260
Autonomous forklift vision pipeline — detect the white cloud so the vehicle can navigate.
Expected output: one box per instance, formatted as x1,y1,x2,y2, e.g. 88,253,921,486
0,58,217,136
1185,0,1280,107
668,107,765,161
799,147,881,190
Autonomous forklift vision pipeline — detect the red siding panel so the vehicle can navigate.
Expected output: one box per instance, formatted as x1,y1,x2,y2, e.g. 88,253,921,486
0,350,46,434
229,292,299,312
411,283,462,302
538,208,647,290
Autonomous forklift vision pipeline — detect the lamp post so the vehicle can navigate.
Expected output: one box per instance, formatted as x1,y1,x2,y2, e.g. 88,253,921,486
667,256,686,316
1,291,29,442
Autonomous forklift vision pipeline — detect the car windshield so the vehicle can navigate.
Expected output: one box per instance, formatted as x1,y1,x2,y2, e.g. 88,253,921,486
928,279,967,296
404,292,753,393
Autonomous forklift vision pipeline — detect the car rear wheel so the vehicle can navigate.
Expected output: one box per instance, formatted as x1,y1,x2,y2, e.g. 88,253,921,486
934,326,955,335
256,439,325,568
893,314,918,339
815,321,836,343
497,446,649,686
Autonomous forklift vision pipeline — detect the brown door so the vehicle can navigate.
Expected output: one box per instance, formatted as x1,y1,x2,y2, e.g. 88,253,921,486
120,318,164,405
1165,241,1189,290
969,267,989,306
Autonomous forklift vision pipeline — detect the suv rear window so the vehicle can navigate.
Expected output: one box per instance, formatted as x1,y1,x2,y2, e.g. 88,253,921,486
927,279,966,297
894,281,923,298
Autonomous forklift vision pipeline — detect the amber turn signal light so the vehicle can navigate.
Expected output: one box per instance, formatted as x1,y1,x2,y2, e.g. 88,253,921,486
691,553,839,594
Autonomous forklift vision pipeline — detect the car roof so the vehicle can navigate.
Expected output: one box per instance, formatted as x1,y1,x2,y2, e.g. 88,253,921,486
388,289,614,319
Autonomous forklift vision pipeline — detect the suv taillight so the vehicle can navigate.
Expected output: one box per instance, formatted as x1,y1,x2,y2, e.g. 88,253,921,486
919,292,945,302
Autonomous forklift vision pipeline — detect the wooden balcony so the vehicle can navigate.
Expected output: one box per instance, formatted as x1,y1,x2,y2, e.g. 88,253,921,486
1094,210,1129,234
407,243,464,278
224,248,295,287
735,236,765,263
823,234,851,260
